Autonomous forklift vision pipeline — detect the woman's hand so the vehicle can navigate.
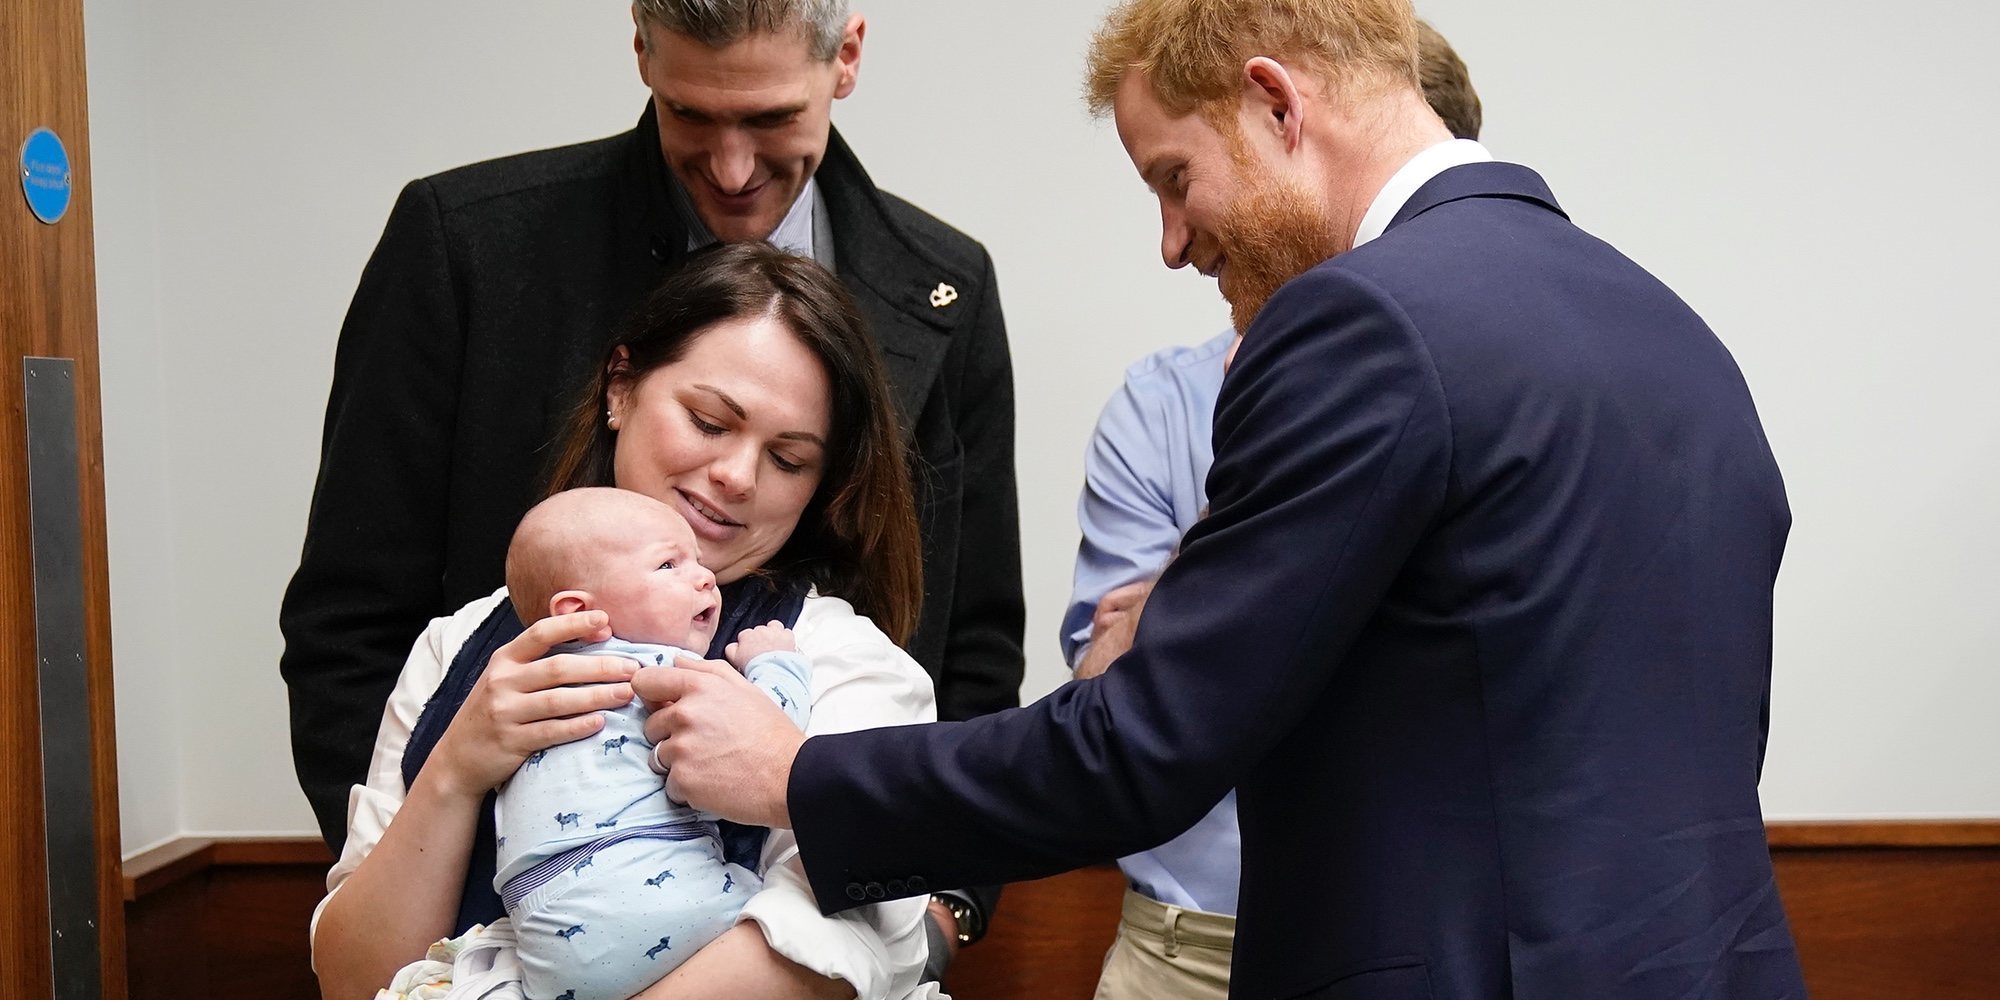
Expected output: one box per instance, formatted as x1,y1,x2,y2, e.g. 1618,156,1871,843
427,610,632,799
317,608,629,998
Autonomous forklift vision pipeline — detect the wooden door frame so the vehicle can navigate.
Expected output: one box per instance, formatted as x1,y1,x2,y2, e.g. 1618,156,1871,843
3,0,128,996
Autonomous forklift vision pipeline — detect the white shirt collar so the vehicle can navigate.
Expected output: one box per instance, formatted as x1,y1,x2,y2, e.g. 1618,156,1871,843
1352,139,1493,249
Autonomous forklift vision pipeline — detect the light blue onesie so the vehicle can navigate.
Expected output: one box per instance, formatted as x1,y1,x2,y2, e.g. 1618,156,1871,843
492,638,811,1000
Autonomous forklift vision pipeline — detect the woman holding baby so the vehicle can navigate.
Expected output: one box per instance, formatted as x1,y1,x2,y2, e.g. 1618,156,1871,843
312,243,942,1000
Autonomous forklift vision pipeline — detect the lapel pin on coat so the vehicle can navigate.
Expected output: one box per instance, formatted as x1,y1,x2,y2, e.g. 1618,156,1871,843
930,282,959,309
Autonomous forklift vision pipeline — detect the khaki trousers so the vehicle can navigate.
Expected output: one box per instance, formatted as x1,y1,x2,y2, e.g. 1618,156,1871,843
1092,889,1234,1000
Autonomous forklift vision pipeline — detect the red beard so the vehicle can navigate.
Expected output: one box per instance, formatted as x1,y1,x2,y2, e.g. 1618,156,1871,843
1213,167,1342,335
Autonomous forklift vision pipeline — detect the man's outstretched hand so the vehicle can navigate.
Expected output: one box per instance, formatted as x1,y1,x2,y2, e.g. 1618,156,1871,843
636,656,803,829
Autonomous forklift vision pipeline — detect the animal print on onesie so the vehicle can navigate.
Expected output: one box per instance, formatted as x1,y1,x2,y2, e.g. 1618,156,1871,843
493,639,811,1000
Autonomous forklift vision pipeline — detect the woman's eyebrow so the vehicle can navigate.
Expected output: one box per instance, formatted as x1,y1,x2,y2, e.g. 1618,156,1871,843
695,383,826,447
692,384,747,419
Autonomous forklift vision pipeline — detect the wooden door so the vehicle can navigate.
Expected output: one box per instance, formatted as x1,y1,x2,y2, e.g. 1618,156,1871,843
2,0,128,996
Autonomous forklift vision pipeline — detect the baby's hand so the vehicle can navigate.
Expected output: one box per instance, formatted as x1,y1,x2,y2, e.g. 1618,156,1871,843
725,620,796,670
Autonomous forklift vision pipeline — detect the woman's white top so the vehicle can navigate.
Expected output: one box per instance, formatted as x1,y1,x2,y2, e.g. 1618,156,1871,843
310,588,938,1000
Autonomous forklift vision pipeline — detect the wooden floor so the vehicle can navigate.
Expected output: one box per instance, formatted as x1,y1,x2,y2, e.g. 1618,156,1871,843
125,825,2000,999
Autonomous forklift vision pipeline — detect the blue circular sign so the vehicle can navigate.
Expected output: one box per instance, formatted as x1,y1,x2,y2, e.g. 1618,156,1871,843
21,128,73,225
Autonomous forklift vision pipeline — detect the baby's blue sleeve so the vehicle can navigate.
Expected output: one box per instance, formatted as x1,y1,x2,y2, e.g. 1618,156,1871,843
743,651,812,730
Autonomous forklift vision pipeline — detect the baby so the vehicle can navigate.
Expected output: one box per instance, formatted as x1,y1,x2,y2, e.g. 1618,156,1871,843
496,486,810,1000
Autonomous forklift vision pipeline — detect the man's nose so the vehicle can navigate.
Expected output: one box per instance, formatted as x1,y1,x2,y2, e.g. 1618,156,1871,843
1160,203,1192,270
710,131,756,193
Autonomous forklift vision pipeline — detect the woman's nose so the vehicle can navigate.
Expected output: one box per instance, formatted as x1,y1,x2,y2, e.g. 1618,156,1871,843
709,445,756,499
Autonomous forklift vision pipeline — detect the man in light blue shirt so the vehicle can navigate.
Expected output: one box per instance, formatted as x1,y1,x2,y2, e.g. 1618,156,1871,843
1062,23,1484,995
1063,329,1240,997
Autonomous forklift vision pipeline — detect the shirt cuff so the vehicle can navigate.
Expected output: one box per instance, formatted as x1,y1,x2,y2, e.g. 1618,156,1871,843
737,854,927,1000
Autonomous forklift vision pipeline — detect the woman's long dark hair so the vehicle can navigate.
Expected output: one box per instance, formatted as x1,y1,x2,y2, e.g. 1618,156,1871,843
540,242,923,644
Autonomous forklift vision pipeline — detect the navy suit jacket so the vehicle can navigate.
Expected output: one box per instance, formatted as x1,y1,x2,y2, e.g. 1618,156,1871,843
791,163,1806,999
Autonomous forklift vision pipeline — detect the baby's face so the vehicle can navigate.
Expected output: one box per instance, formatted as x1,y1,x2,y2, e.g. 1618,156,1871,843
589,506,722,651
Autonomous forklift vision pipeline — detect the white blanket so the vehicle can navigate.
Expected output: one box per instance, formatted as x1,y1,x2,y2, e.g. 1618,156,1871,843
376,921,523,1000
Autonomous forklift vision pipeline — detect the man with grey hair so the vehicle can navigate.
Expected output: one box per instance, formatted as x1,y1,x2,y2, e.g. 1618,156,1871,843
640,0,851,56
629,0,866,242
282,0,1021,988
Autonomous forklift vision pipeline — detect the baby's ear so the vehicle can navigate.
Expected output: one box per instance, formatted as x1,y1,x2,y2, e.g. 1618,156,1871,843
550,590,594,618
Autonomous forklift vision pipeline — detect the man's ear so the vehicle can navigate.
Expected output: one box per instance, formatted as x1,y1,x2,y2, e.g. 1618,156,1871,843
551,590,594,619
1242,57,1306,151
832,13,866,100
634,14,653,88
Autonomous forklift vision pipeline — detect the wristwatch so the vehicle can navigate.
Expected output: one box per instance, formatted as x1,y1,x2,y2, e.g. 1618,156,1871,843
931,893,983,946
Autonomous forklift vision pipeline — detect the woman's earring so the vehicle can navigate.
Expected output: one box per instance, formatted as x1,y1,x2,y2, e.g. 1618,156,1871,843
606,408,620,431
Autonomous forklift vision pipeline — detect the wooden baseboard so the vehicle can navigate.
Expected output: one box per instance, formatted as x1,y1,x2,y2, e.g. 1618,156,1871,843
1767,819,2000,848
1765,820,2000,998
122,835,332,902
123,825,2000,1000
124,836,332,1000
945,864,1126,1000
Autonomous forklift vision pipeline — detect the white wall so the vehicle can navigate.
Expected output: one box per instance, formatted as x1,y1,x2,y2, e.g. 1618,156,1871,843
87,0,180,855
87,1,2000,854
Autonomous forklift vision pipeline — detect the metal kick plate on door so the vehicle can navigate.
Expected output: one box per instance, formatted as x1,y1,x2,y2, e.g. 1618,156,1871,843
24,357,102,1000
